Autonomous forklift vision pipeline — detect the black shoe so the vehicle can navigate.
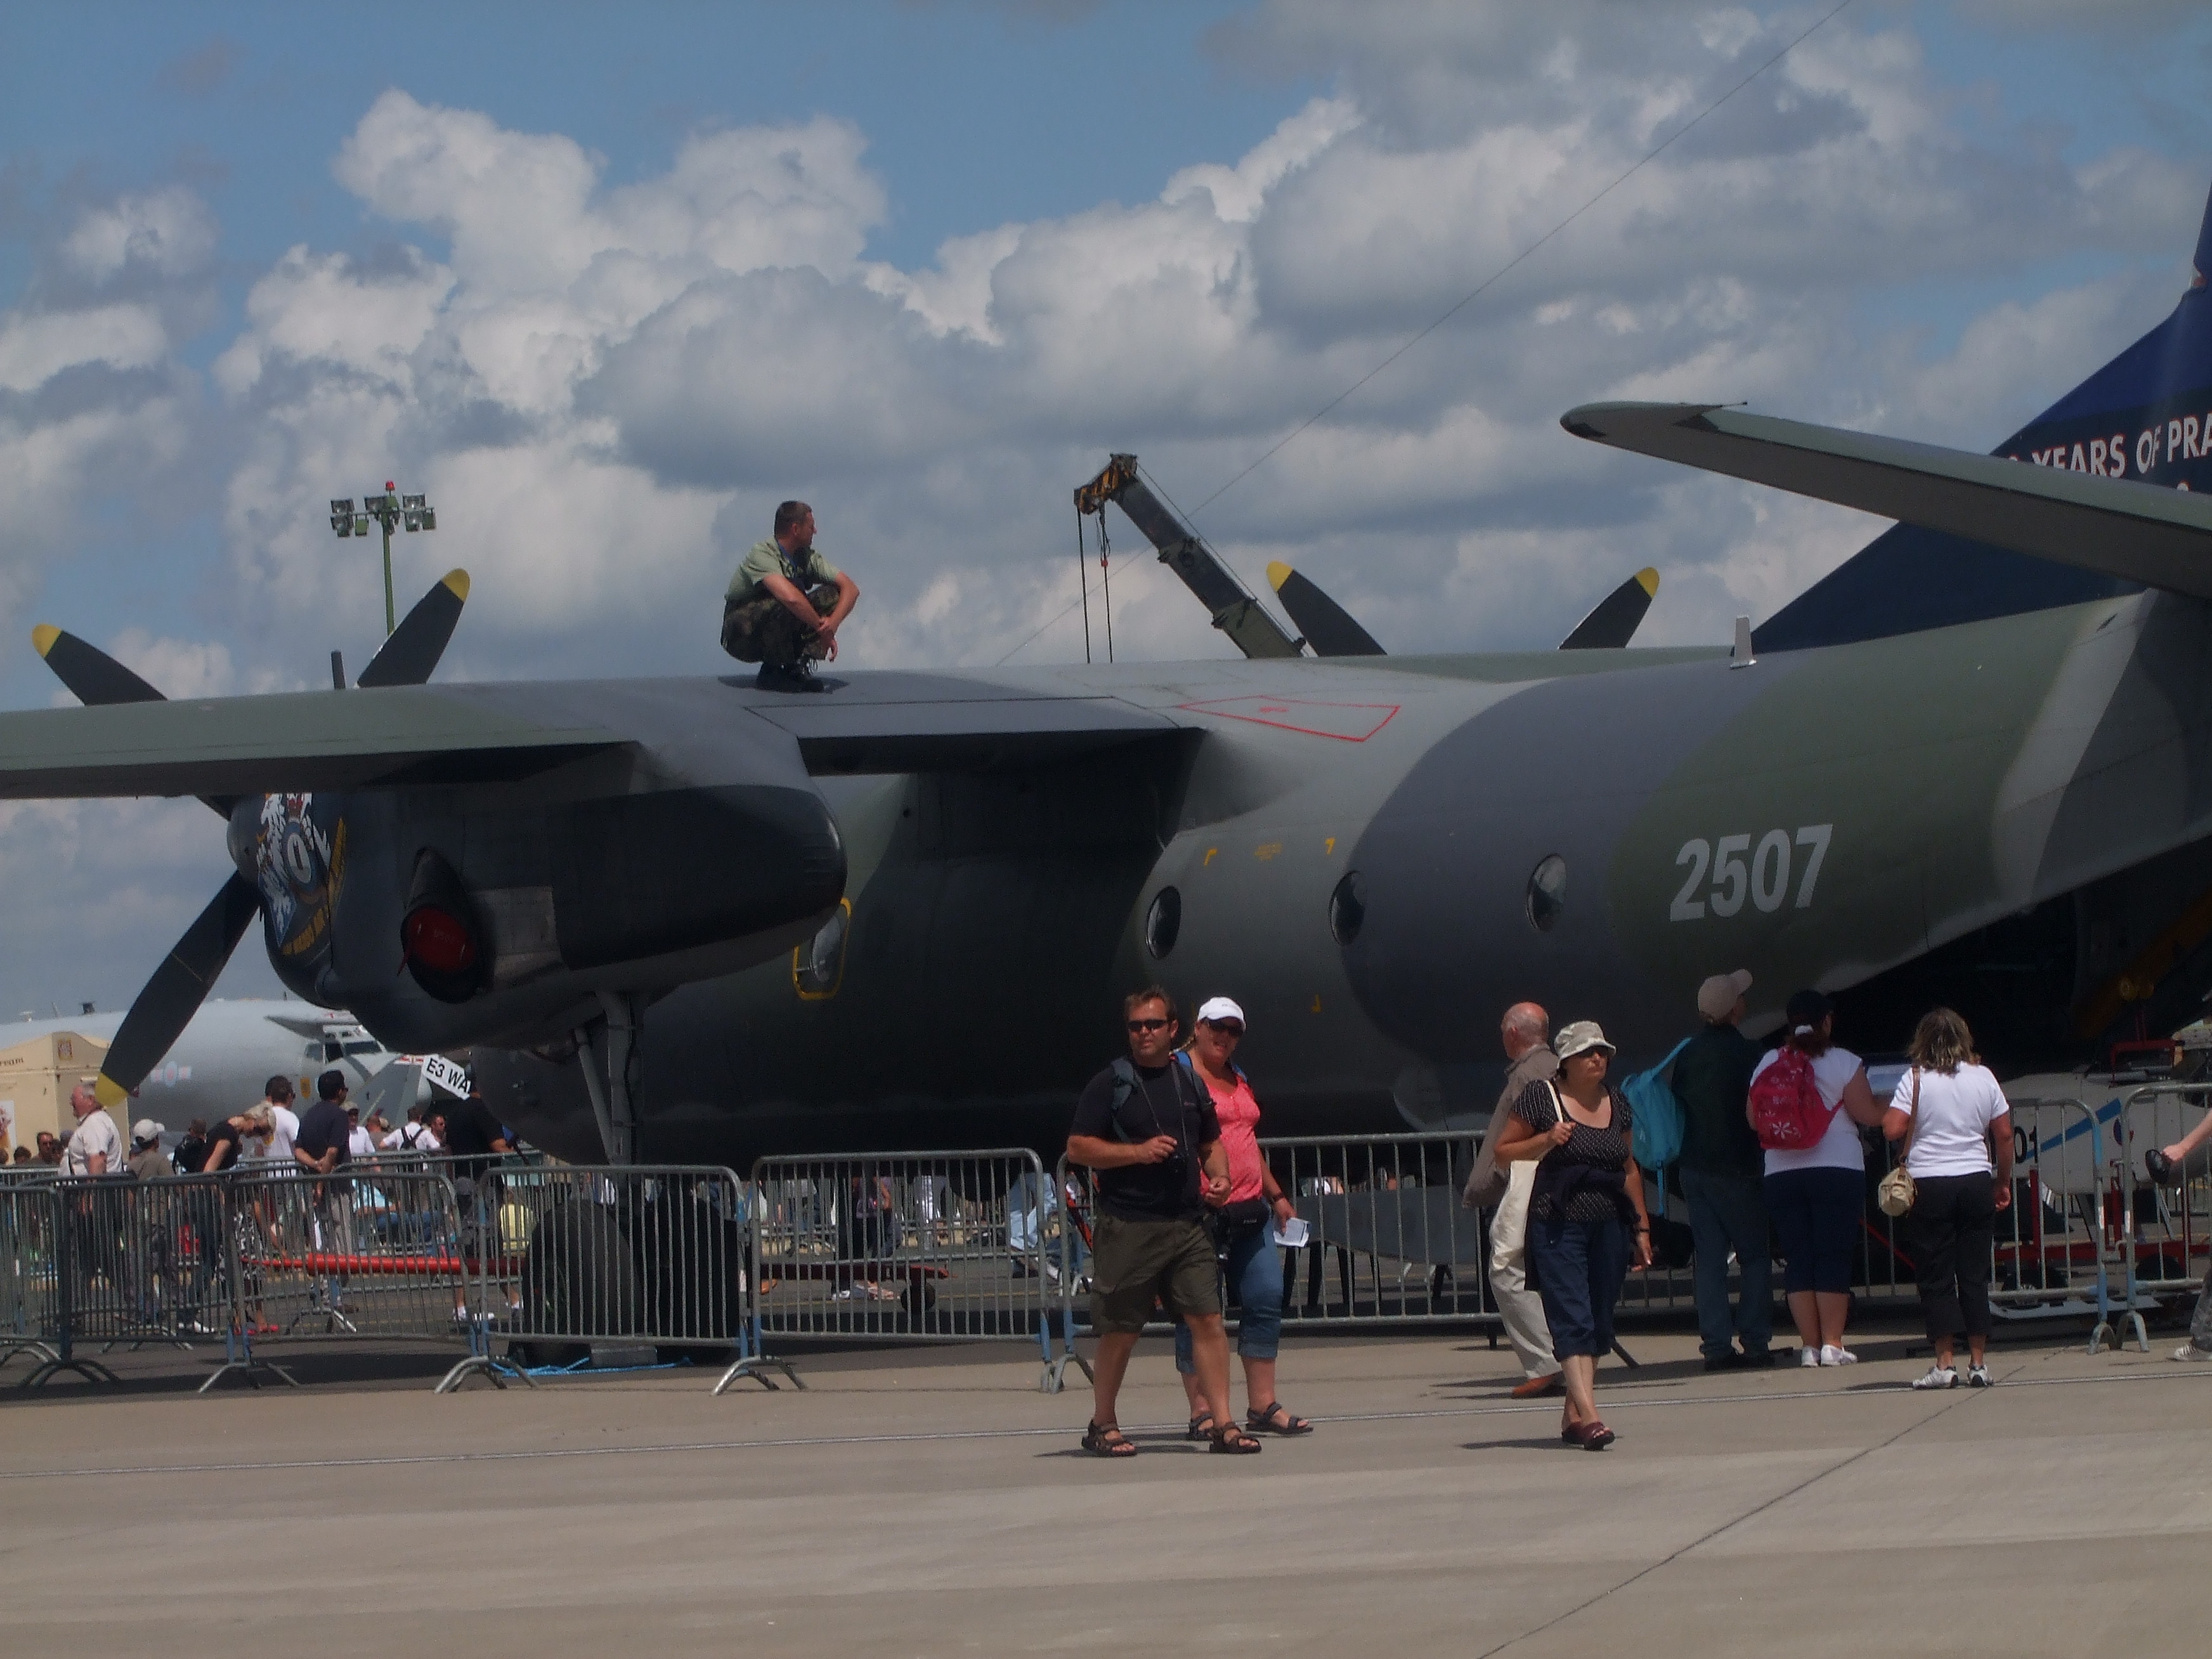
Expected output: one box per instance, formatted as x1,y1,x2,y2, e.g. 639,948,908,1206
1739,1348,1777,1369
1702,1351,1743,1372
755,660,826,693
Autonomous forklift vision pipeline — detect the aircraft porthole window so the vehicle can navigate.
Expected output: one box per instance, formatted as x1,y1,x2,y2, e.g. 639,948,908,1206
1526,855,1567,934
1145,887,1182,959
1329,871,1365,946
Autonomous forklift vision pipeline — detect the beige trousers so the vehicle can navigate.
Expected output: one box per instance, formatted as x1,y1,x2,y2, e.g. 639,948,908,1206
1489,1160,1558,1379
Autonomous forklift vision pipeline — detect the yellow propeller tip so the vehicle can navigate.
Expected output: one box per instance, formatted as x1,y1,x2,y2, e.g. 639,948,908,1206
1265,561,1294,592
441,569,471,601
31,624,60,658
93,1075,128,1110
1634,568,1660,598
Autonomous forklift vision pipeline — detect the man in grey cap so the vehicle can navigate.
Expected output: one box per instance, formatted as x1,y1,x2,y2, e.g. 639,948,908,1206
1673,970,1773,1370
127,1121,170,1183
1463,1002,1561,1398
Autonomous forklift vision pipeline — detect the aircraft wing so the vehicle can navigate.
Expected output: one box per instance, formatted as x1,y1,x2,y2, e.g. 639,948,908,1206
0,685,626,800
739,672,1182,773
1561,402,2212,602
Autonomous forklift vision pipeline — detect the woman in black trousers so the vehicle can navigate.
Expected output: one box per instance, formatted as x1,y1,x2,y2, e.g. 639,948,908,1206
1883,1008,2014,1389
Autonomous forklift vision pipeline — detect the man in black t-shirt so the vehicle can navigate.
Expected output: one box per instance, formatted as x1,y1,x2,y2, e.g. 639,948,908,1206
294,1071,354,1174
1065,986,1249,1457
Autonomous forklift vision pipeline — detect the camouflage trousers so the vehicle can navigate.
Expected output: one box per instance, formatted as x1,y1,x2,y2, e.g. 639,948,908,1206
721,583,838,667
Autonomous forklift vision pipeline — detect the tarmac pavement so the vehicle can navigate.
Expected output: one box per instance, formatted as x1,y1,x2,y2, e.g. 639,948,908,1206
3,1320,2208,1656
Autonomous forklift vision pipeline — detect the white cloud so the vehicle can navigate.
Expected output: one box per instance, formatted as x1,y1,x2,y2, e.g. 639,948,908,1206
59,187,218,282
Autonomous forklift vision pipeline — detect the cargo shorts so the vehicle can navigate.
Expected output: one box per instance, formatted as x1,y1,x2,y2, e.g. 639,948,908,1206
720,582,838,667
1088,1212,1220,1333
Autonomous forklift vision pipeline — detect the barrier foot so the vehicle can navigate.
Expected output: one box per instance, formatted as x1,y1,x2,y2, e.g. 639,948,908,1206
0,1339,60,1371
1040,1351,1094,1395
18,1354,120,1389
197,1355,300,1393
2088,1320,2114,1356
435,1352,535,1394
714,1355,802,1395
1609,1339,1641,1369
2123,1310,2151,1353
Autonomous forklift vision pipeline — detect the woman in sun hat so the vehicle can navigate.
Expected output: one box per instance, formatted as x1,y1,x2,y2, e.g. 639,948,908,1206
1487,1020,1653,1450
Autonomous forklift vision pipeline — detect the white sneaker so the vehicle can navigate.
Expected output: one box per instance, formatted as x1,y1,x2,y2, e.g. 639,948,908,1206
1819,1344,1857,1366
1799,1346,1822,1368
1967,1364,1992,1388
1911,1364,1958,1390
2173,1343,2212,1363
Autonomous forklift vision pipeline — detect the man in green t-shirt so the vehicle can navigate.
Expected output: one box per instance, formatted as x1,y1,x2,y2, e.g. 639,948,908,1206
720,500,862,691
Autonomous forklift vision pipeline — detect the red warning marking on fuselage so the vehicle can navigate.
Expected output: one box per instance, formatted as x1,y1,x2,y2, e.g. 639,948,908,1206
1175,697,1400,742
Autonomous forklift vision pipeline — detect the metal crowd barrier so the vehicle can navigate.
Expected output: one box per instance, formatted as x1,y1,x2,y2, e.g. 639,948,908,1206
2116,1084,2212,1324
441,1162,764,1394
218,1166,473,1389
1050,1133,1502,1353
739,1150,1086,1395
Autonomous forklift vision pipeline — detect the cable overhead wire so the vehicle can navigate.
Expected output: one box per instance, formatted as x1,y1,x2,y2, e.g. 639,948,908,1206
994,0,1857,668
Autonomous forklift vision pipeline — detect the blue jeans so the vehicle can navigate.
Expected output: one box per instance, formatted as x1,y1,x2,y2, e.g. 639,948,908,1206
1526,1212,1629,1360
1764,1168,1863,1295
1174,1221,1284,1372
1681,1169,1773,1358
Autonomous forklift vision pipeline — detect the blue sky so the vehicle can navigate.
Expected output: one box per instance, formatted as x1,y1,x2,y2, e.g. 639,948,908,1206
1,1,2210,1015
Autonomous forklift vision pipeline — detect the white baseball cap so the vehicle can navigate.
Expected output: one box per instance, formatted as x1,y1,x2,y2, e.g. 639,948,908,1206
1194,996,1246,1027
131,1119,165,1146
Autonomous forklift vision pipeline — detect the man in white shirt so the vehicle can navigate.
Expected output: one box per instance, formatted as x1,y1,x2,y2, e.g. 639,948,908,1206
379,1106,441,1154
61,1084,124,1176
346,1107,377,1161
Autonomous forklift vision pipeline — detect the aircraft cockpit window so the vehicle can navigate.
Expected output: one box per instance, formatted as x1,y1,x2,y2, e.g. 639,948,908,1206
343,1039,380,1055
1145,887,1181,959
322,1040,345,1062
1329,871,1365,946
1526,855,1566,934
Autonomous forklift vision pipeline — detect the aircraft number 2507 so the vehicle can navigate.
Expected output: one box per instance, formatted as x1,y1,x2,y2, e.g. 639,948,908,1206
1669,826,1832,921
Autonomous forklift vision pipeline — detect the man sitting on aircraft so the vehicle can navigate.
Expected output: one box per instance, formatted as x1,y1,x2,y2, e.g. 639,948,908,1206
720,500,861,693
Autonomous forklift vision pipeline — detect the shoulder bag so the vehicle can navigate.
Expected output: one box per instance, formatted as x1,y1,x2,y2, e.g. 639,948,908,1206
1877,1068,1922,1218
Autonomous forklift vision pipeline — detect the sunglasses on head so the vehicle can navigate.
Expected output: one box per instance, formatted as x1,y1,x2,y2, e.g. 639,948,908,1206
1126,1017,1171,1032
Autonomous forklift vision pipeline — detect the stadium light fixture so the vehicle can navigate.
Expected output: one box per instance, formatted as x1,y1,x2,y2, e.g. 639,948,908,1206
330,477,436,634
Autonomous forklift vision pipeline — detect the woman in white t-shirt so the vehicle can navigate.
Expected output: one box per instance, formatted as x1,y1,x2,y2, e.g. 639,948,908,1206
1882,1008,2013,1390
1752,991,1885,1367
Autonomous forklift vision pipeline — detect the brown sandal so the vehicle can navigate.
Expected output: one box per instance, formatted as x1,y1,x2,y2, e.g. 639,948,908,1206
1186,1412,1216,1441
1082,1421,1138,1458
1247,1402,1313,1436
1208,1423,1263,1455
1575,1421,1616,1451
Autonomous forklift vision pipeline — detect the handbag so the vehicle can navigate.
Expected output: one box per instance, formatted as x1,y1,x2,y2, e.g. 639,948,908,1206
1877,1068,1922,1218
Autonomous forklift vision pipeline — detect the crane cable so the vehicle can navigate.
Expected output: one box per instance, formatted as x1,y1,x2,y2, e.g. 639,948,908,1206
994,0,1858,667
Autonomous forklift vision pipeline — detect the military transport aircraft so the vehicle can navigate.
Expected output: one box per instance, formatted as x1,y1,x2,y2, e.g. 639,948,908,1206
6,188,2212,1168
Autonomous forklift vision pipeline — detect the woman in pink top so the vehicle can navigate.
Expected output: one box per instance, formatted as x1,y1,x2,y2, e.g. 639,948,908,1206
1174,997,1312,1438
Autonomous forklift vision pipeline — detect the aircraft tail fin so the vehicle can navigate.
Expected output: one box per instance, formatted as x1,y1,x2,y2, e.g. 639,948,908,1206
1753,179,2212,650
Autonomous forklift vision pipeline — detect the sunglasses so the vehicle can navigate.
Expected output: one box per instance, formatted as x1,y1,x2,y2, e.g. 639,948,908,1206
1126,1018,1171,1032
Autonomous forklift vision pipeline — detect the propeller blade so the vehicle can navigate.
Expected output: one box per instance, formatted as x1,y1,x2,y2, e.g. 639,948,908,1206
356,569,471,688
93,872,261,1109
32,624,166,705
1265,562,1385,656
30,625,239,816
1558,567,1660,650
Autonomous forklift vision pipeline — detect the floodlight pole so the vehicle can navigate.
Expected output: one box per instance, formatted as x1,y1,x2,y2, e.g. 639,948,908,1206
330,480,436,636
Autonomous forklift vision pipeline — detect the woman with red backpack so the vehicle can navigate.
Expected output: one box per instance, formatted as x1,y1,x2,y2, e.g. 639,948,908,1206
1751,990,1883,1366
